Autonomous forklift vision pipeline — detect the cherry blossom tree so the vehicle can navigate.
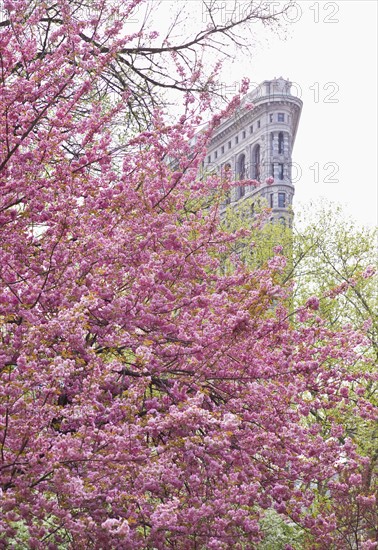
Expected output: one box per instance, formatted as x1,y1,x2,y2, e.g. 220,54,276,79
0,0,291,133
0,1,377,548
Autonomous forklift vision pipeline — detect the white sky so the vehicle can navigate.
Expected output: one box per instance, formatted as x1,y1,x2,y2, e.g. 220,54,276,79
137,0,378,227
228,0,378,228
212,0,378,227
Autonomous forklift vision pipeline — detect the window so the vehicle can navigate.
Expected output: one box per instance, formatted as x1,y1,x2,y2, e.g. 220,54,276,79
252,144,260,180
271,163,275,178
228,141,232,149
278,132,284,154
242,130,246,139
214,151,218,159
237,154,246,180
257,120,261,129
250,125,253,133
239,185,245,198
223,164,232,205
269,114,273,123
235,136,239,144
207,155,211,163
221,145,225,154
278,113,285,122
279,164,284,180
270,193,274,208
278,192,286,208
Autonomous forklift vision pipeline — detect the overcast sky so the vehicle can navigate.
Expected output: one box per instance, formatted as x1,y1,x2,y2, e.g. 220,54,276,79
211,0,378,228
136,0,378,227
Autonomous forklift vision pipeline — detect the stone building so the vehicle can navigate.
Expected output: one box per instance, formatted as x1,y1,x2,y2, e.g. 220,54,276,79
204,77,303,225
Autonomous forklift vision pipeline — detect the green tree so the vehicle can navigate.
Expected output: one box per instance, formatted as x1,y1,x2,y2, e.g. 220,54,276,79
223,199,378,545
291,202,378,544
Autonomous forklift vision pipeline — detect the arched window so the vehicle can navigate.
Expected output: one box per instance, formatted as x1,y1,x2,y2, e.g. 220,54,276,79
223,163,232,204
278,132,284,154
252,144,260,180
270,132,274,153
237,154,246,180
235,154,246,200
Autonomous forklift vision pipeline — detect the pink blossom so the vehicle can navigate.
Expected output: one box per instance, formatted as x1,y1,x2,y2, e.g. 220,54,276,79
349,473,362,485
306,296,320,310
362,265,376,279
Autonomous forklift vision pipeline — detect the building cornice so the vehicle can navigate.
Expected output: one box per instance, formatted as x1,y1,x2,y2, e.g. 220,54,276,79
209,95,302,150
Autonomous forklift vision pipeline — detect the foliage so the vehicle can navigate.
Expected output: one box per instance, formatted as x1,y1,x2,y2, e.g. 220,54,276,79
293,204,377,352
290,204,378,546
220,195,293,277
221,199,378,548
258,509,305,550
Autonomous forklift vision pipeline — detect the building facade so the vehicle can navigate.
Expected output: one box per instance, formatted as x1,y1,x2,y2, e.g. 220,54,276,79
205,77,303,225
